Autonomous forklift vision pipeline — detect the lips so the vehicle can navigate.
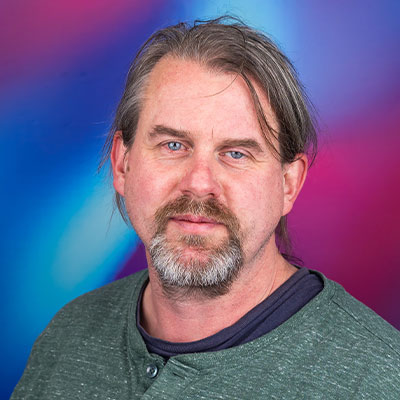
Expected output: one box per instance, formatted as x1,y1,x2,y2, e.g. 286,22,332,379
169,214,224,235
171,214,220,224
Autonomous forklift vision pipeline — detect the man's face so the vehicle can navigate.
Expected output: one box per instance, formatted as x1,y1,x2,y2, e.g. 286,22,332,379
112,57,303,294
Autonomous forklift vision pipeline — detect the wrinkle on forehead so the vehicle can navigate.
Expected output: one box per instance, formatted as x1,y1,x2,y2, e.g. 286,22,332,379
141,55,280,149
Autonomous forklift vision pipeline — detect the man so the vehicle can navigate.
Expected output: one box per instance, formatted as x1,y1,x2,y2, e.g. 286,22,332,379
12,17,400,399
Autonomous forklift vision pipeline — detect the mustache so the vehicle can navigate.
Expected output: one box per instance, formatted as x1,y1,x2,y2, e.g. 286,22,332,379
154,195,241,237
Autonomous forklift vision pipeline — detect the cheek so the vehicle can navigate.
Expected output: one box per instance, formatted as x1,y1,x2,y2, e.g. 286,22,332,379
232,173,284,234
123,162,179,241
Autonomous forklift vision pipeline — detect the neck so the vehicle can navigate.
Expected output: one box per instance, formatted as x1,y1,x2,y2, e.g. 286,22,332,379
140,243,297,343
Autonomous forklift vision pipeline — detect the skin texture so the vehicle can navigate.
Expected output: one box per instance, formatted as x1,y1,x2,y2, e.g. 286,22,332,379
111,57,308,342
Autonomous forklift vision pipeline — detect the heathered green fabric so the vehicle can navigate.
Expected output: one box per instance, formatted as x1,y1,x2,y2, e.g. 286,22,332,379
12,270,400,400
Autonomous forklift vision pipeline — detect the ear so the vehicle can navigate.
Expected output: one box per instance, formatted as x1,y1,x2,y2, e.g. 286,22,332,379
111,131,128,197
282,154,308,216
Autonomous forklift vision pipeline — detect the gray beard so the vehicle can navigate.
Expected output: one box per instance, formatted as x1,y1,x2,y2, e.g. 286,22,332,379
149,233,243,298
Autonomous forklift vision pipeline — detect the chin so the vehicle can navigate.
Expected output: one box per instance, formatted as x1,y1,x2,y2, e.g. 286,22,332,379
149,233,244,298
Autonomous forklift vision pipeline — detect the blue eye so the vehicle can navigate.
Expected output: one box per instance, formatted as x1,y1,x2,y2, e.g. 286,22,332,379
167,142,182,151
228,151,244,159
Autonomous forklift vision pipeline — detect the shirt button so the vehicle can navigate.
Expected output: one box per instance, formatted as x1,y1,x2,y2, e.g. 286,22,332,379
146,364,158,379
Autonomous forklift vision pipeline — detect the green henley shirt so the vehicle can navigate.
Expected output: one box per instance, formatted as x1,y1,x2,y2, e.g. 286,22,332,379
12,270,400,399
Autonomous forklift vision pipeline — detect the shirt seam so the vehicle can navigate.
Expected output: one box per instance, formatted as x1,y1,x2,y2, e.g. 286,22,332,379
331,296,400,358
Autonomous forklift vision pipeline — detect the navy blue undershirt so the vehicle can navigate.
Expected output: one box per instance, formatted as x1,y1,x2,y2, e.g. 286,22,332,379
137,268,323,357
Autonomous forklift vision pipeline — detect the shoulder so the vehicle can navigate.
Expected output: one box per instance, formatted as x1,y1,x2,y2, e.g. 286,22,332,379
11,270,148,399
250,270,400,398
59,269,147,312
320,273,400,354
38,269,148,345
311,272,400,396
53,269,147,326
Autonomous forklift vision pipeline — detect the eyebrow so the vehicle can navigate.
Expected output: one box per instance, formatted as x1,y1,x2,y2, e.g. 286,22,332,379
218,139,264,154
148,125,192,140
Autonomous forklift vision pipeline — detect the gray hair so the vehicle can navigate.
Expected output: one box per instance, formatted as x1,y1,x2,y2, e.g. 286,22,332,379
100,16,318,259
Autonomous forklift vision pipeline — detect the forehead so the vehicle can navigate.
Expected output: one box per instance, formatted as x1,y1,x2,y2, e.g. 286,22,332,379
138,56,278,143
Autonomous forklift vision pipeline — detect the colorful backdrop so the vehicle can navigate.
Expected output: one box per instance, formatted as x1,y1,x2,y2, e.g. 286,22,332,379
2,1,399,397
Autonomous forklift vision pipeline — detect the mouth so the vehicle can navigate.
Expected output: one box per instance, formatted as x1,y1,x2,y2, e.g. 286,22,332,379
169,214,224,234
172,215,219,224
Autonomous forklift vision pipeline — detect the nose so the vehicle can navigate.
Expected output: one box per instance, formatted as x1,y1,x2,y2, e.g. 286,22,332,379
178,157,222,199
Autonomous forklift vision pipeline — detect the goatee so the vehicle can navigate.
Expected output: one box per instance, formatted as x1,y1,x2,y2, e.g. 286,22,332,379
149,196,244,298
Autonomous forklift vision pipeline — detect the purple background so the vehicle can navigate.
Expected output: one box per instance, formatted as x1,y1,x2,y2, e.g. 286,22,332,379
2,1,399,398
